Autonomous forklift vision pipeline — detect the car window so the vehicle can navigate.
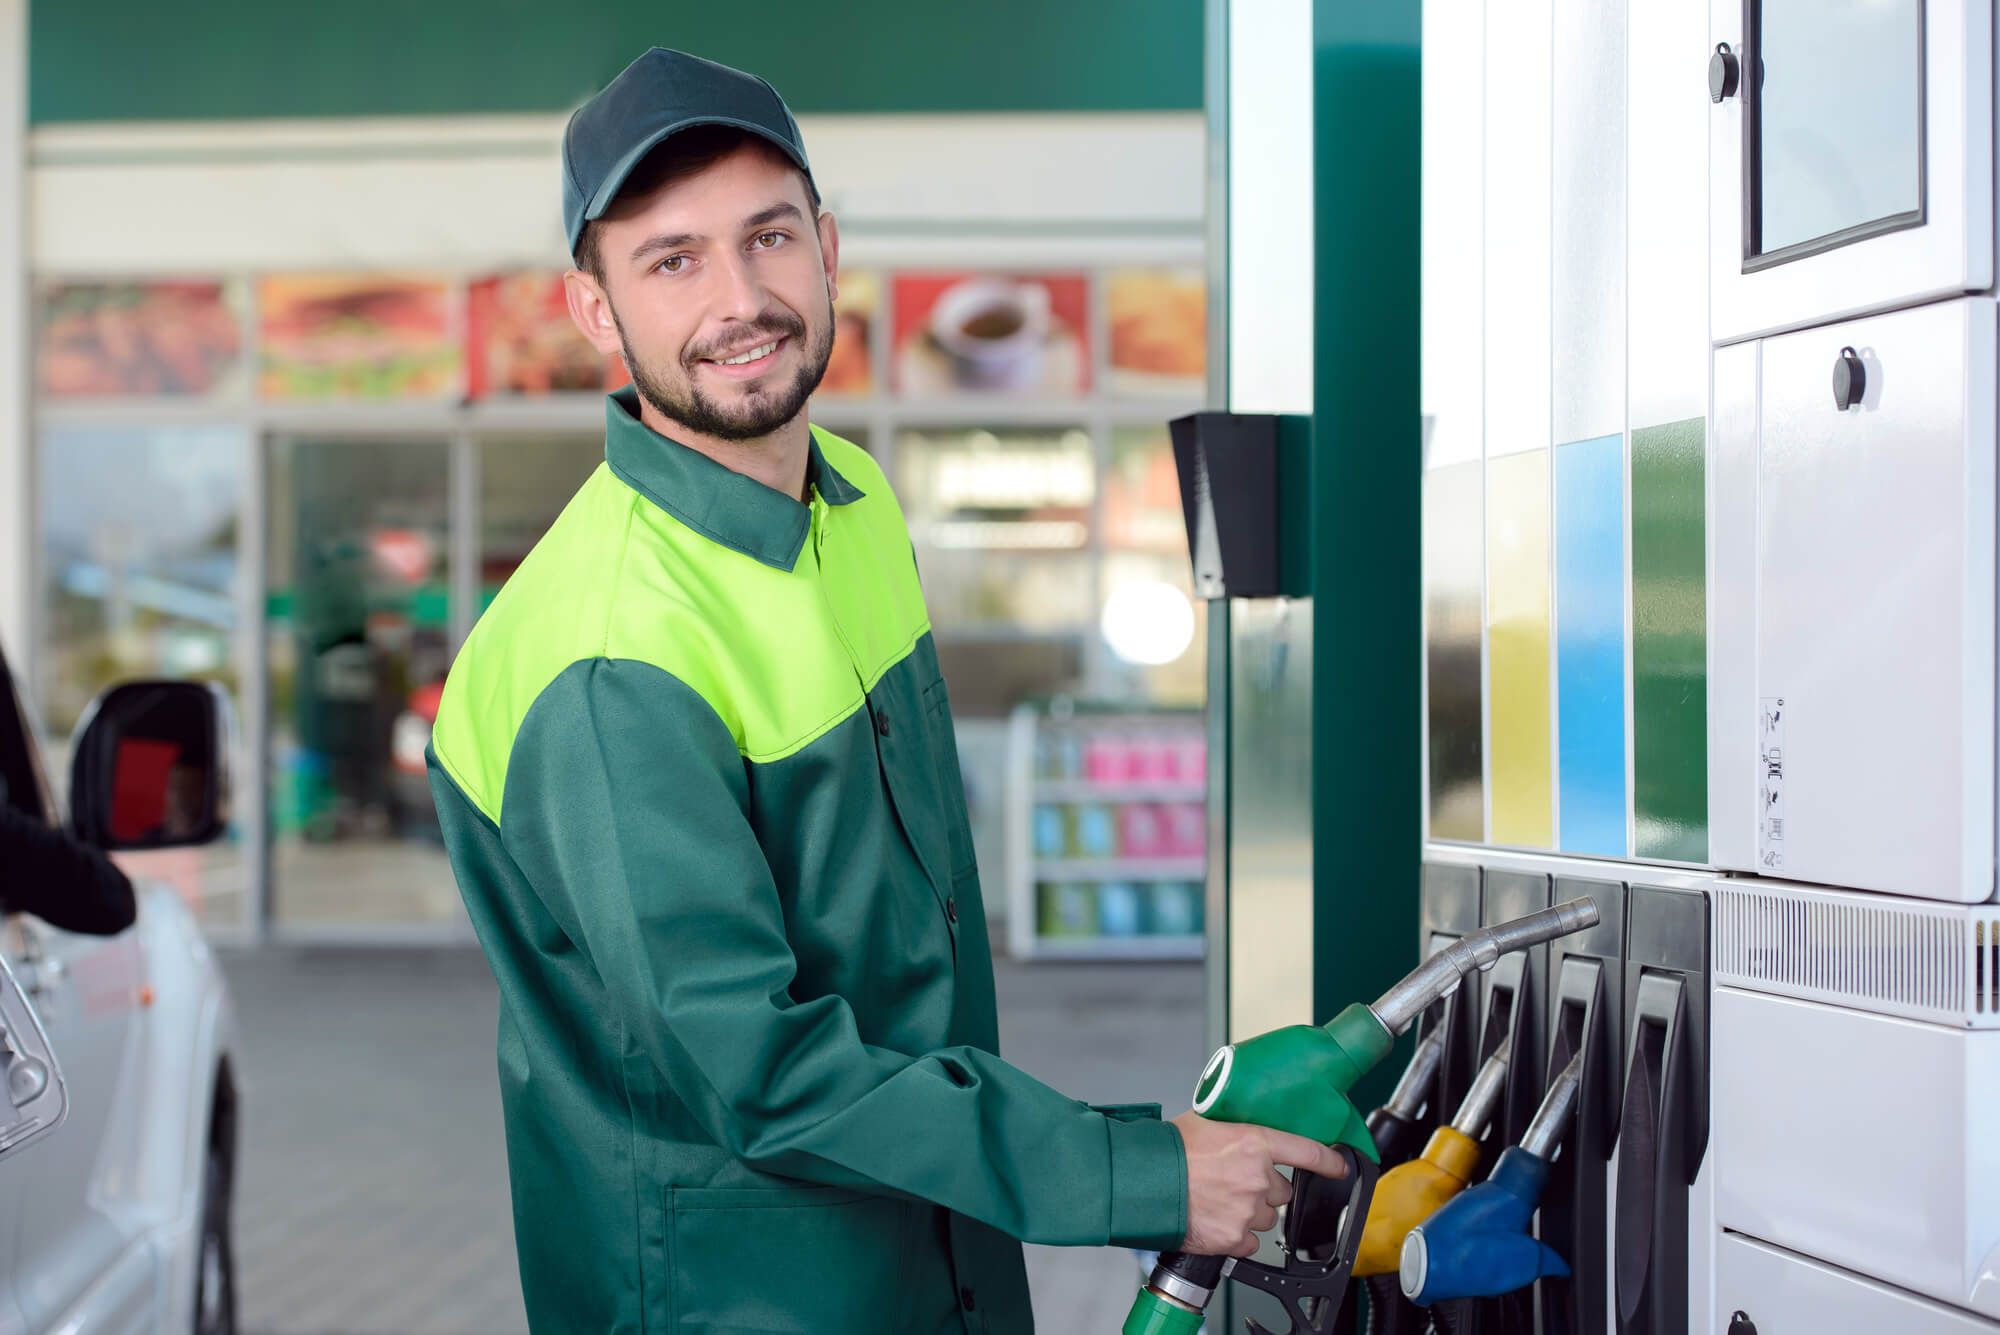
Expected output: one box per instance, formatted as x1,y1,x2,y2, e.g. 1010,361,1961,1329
0,648,53,824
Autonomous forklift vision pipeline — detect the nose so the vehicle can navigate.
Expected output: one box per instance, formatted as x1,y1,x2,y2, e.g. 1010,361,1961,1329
710,249,767,325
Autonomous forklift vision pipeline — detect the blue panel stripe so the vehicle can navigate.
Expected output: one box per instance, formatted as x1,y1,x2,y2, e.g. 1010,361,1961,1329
1556,434,1628,856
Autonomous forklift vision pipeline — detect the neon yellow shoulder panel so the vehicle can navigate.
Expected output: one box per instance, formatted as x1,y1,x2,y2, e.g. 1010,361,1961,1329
431,429,928,825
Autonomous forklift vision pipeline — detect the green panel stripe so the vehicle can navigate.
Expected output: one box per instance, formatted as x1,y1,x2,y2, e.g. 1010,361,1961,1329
1631,417,1707,862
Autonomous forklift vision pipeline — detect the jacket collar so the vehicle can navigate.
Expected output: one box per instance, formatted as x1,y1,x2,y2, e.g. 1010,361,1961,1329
602,385,864,571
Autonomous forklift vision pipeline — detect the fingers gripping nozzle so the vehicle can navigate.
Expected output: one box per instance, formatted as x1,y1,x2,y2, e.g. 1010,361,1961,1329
1398,1052,1585,1305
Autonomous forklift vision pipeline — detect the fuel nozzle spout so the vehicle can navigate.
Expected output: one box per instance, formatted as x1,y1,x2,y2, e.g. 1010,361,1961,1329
1399,1051,1586,1306
1369,899,1600,1036
1383,1027,1448,1124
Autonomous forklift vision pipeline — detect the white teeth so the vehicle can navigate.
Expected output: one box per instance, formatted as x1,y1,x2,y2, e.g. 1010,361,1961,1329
715,340,779,366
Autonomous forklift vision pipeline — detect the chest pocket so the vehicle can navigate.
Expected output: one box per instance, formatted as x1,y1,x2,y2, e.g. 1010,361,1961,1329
921,677,978,879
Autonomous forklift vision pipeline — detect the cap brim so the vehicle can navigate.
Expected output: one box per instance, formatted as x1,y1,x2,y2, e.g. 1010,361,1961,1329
584,115,814,227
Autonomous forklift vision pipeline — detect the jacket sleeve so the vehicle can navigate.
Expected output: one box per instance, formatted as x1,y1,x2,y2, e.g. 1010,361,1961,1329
0,801,138,936
495,657,1187,1251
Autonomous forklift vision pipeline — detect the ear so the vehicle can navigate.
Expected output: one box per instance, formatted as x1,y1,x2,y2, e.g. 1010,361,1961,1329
563,268,625,357
815,209,841,307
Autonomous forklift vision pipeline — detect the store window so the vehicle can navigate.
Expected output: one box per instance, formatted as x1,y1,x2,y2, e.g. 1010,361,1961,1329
29,257,1206,946
265,436,458,928
37,423,249,929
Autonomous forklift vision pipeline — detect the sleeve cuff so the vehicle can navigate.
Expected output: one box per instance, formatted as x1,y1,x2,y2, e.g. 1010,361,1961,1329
1104,1111,1188,1250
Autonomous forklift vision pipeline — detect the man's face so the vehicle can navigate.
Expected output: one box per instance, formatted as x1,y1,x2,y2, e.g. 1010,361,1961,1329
569,142,838,442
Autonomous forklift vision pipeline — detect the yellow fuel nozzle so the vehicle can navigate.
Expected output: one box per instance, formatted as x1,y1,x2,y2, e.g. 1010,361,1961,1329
1353,1037,1510,1276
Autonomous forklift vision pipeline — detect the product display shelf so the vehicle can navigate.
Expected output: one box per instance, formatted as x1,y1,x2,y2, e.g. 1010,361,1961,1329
1004,699,1209,961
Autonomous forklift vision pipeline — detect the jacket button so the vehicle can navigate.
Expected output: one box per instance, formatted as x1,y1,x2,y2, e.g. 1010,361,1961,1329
946,896,959,924
960,1287,976,1312
875,709,891,738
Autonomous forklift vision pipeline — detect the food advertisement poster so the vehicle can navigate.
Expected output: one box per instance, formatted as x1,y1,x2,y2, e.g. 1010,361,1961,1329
1106,269,1205,395
818,269,879,398
258,274,461,400
891,273,1089,396
37,280,245,398
466,272,615,397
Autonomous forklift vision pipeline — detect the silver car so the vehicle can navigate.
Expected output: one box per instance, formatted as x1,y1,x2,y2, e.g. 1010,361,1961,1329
0,647,239,1335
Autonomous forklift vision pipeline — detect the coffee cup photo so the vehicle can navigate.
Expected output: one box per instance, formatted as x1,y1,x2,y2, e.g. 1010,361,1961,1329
927,277,1053,390
891,271,1090,396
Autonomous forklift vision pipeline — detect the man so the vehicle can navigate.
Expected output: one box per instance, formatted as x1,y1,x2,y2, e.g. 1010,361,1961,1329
428,48,1342,1333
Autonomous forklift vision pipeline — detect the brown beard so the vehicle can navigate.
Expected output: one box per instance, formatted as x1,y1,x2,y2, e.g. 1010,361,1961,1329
612,293,835,443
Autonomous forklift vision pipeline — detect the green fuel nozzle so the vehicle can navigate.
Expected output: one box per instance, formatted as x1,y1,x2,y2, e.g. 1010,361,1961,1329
1124,898,1599,1335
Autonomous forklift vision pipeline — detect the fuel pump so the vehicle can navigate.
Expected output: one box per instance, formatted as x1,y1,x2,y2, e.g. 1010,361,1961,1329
1398,1051,1585,1308
1121,900,1600,1335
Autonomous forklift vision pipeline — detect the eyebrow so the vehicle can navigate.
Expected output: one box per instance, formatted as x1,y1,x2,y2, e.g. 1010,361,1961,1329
627,201,809,267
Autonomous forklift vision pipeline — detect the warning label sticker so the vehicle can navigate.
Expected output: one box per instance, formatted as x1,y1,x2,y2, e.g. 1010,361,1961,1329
1759,696,1785,872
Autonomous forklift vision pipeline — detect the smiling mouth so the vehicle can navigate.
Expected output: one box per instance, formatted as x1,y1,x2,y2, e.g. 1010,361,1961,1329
702,337,785,371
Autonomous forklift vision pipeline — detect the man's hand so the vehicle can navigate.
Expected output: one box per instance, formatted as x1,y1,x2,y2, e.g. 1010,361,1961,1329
1171,1110,1350,1257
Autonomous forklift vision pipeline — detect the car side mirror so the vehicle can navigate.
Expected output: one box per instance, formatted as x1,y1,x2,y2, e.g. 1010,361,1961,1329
0,953,67,1163
68,681,231,851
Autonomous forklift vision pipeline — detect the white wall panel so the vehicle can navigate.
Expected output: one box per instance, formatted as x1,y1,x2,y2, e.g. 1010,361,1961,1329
1628,0,1708,429
1551,0,1625,445
1422,0,1482,470
1749,299,1995,902
1227,0,1315,415
30,112,1205,274
1482,0,1550,459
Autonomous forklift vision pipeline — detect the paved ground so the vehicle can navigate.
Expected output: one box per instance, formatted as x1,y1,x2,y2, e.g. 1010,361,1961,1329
218,947,1206,1335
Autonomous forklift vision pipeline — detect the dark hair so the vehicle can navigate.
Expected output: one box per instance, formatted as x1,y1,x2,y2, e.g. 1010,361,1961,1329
574,124,820,283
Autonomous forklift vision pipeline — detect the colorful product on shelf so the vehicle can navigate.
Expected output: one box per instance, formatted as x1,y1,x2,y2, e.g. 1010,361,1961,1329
1098,882,1145,937
1013,707,1209,959
1176,736,1208,784
1151,881,1204,936
1078,730,1206,786
1033,804,1070,859
1037,882,1098,938
1163,802,1206,858
1118,803,1168,859
1073,804,1117,858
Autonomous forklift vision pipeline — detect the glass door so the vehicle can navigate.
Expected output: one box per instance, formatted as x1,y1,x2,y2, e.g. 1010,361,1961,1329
264,435,461,932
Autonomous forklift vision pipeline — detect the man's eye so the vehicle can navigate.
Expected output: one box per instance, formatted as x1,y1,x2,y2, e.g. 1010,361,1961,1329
754,232,784,249
659,255,688,274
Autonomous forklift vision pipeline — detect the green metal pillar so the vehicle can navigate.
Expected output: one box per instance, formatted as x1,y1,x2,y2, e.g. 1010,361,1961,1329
1308,0,1423,1105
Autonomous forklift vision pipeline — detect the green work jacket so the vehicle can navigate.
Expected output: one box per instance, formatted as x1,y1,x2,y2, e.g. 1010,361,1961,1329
427,388,1187,1334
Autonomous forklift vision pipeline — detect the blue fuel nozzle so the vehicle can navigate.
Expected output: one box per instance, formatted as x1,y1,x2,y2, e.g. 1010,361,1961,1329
1397,1146,1571,1305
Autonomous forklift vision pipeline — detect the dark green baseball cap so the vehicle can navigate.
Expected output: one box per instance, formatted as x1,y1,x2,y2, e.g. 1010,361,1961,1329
561,48,817,259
